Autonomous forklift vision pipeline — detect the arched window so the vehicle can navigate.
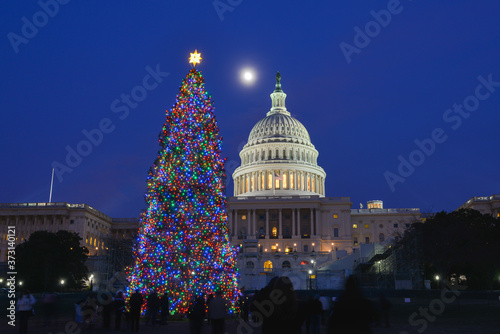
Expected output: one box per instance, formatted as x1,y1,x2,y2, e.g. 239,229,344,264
282,261,291,269
246,261,255,269
379,233,385,242
264,260,273,272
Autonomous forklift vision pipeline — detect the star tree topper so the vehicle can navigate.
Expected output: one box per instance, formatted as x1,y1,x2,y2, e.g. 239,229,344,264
189,50,202,67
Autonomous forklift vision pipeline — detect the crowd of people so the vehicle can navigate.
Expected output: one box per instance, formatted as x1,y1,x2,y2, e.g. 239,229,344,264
16,276,392,334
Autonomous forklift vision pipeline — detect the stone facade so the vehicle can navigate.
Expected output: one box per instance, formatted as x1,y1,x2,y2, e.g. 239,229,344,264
0,202,138,262
227,73,421,290
458,194,500,217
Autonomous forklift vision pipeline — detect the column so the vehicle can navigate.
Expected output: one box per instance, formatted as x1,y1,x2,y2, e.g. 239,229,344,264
278,209,283,239
279,169,283,189
298,209,301,238
247,210,251,237
233,210,238,238
252,209,257,237
272,170,276,193
265,209,270,239
292,208,296,237
310,208,314,237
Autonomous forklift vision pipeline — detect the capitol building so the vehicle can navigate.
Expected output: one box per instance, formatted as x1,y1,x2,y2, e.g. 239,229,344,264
227,73,421,290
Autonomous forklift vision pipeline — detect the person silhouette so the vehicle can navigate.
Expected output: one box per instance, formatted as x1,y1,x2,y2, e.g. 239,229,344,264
129,290,143,332
327,275,375,333
254,276,303,334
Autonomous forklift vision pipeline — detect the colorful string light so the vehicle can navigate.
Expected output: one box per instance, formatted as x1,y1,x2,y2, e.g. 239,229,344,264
126,68,239,315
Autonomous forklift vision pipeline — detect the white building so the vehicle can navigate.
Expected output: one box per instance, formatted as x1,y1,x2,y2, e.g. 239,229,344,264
227,73,421,290
0,202,137,260
458,194,500,217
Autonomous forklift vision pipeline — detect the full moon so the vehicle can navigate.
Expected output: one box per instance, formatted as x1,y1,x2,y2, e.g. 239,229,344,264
240,68,256,85
243,71,253,81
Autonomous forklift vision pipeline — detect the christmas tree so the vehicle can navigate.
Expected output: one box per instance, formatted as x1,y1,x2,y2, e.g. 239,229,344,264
127,51,239,315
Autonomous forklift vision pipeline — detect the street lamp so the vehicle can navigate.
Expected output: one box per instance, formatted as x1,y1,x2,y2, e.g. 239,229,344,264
60,279,65,285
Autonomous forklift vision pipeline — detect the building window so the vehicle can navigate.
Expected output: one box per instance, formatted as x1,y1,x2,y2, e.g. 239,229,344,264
364,224,369,229
352,224,358,229
282,261,291,269
379,224,383,228
268,173,272,189
246,261,254,269
242,215,247,220
379,233,385,242
333,228,339,238
303,245,309,252
353,237,358,246
272,227,278,238
405,224,410,228
394,224,399,228
365,237,370,244
333,214,339,219
70,220,75,224
264,261,273,272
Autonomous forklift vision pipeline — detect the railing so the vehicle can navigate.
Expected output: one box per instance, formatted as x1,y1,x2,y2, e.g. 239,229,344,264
351,208,420,214
465,195,500,205
0,202,111,220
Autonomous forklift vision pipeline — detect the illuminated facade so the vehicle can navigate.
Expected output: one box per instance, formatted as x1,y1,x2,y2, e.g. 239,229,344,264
0,203,137,262
458,195,500,217
227,74,420,290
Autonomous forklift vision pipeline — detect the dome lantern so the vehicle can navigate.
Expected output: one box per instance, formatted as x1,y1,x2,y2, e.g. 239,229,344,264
268,71,290,116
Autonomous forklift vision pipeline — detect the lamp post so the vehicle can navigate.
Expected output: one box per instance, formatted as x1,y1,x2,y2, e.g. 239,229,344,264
435,275,440,289
308,270,313,290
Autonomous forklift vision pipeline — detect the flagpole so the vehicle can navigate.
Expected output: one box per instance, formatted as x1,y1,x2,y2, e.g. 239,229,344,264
49,168,54,203
273,173,276,196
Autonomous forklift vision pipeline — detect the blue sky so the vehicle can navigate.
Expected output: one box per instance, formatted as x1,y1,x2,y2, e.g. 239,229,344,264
1,0,499,217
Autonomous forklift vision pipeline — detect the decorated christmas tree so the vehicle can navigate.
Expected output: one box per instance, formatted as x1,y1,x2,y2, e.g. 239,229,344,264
127,51,239,315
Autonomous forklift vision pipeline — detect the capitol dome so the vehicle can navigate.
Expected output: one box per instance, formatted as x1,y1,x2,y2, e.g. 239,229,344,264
233,72,326,197
247,113,312,146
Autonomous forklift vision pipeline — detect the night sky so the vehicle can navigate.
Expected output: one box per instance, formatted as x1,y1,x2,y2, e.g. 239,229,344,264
1,1,499,218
